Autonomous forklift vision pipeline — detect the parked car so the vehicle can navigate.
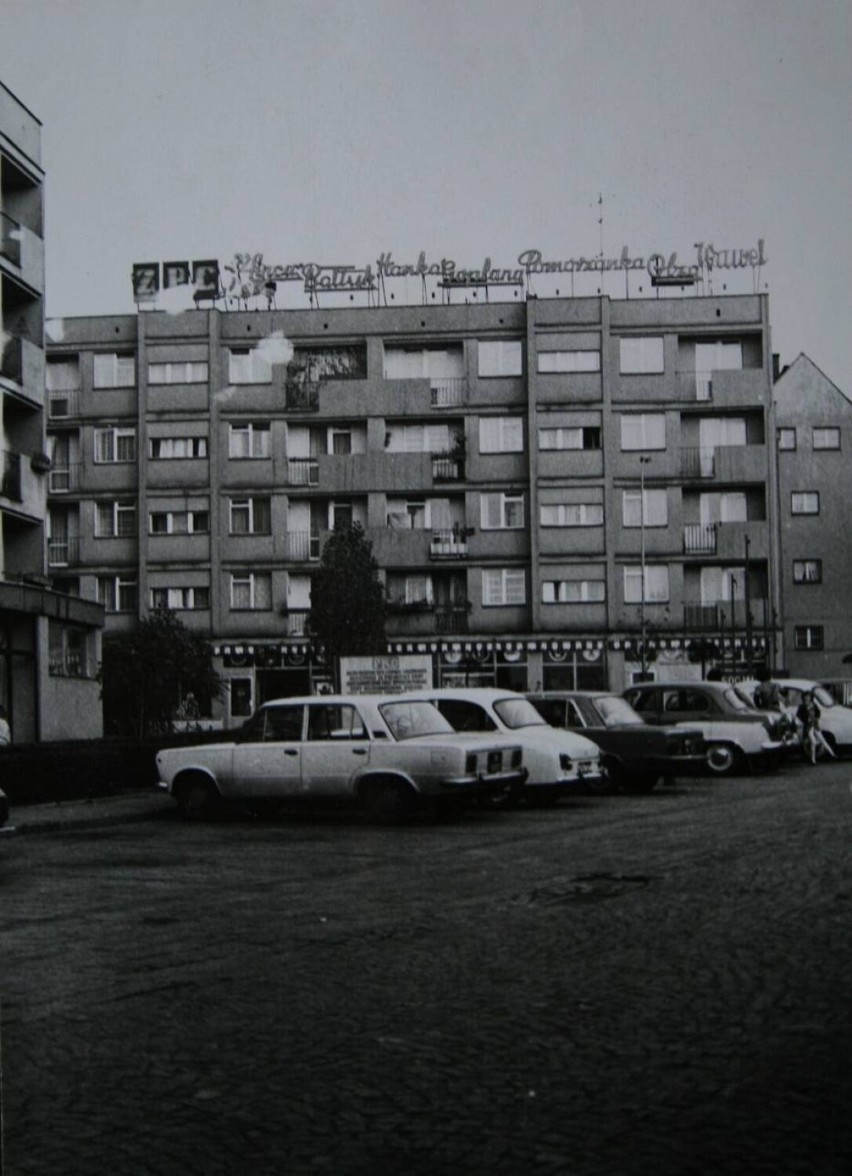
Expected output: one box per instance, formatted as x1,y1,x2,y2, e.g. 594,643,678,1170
622,680,792,775
741,678,852,756
525,691,706,792
400,687,605,803
156,693,526,821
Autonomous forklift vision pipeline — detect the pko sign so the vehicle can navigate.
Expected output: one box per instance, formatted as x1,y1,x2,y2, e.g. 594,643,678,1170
132,260,220,303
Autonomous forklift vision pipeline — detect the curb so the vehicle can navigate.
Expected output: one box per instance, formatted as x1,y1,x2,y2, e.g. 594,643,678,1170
7,792,173,835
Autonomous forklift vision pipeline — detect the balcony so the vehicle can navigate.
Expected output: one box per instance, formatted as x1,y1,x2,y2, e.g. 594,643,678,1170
287,458,319,485
48,464,79,493
430,377,466,408
1,450,22,501
285,381,320,411
432,455,464,482
435,607,469,634
1,333,23,383
684,523,717,554
684,597,771,630
1,211,21,267
430,530,469,559
283,610,309,637
286,531,320,561
48,389,80,419
48,536,80,567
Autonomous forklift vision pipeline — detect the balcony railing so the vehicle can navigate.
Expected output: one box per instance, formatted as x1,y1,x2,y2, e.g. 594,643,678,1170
695,371,713,401
430,377,466,408
432,455,464,482
680,447,716,479
1,211,22,266
285,381,320,411
430,530,468,559
48,536,80,567
1,333,23,383
286,531,320,561
284,610,309,637
684,598,771,630
683,523,717,554
435,607,469,634
48,389,80,419
1,450,22,501
48,464,79,493
287,458,319,485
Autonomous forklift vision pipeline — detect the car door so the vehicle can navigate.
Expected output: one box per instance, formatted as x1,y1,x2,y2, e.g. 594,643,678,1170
230,703,305,797
668,688,714,725
627,687,664,725
299,702,372,796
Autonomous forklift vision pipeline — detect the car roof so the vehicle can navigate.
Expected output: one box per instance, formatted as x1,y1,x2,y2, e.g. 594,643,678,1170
260,693,439,708
626,680,731,692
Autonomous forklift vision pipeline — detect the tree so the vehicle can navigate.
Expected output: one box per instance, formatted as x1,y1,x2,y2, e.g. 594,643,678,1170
100,609,222,739
307,523,387,677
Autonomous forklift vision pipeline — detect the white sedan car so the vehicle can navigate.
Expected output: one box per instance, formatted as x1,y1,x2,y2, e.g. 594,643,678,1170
747,678,852,756
156,694,526,821
400,687,605,803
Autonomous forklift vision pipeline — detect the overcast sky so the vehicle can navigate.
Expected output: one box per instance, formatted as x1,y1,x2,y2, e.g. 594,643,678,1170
2,0,850,384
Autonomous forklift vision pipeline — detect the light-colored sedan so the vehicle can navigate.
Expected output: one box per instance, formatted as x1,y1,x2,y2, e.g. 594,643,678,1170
744,678,852,756
156,694,526,821
400,687,605,803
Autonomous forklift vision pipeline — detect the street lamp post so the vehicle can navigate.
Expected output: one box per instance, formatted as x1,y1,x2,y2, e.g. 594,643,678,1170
639,455,652,678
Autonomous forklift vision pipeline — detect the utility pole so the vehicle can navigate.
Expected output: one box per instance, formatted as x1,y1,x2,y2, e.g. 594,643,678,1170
639,455,652,678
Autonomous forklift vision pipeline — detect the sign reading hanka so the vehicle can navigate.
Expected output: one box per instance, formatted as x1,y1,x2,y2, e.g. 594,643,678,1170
133,240,767,302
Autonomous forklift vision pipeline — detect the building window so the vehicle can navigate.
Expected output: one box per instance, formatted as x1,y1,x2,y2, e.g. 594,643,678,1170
228,347,273,384
620,414,666,451
619,337,664,374
542,579,606,603
538,426,601,451
97,576,138,613
48,622,91,678
537,351,600,373
540,501,603,527
477,340,523,377
149,509,209,534
148,361,209,385
93,352,136,388
46,358,81,391
791,492,819,515
777,428,796,451
230,678,253,718
229,422,271,458
94,427,136,463
480,492,524,529
150,586,210,611
794,625,824,651
149,436,207,460
95,500,137,538
624,565,670,604
793,559,822,584
230,572,272,610
813,427,840,450
482,568,526,606
479,416,523,453
622,489,668,528
229,497,272,535
387,574,433,607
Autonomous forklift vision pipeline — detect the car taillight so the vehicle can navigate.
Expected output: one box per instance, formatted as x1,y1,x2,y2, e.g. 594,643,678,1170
559,754,573,771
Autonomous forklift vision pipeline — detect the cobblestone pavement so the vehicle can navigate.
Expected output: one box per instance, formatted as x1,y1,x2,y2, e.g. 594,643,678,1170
1,764,851,1175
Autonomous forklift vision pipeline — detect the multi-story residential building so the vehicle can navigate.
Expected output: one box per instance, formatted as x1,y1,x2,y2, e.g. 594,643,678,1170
1,81,102,742
774,353,852,680
46,288,780,727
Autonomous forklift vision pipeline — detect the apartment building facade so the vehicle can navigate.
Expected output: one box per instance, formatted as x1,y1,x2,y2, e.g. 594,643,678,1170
774,353,852,681
1,82,102,742
46,289,780,727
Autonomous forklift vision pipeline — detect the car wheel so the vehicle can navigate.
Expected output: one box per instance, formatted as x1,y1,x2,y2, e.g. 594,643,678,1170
705,743,740,776
362,776,417,823
174,773,220,820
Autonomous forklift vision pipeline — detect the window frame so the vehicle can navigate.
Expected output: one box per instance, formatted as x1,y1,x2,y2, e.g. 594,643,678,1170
477,339,523,378
228,422,271,459
619,336,664,375
229,496,272,535
812,427,840,451
622,488,669,529
148,360,209,385
623,564,670,604
777,427,797,451
482,567,526,607
539,501,604,527
229,571,273,611
93,352,136,389
150,586,211,611
792,559,823,585
537,350,601,374
93,427,136,464
95,500,137,539
480,491,525,530
794,625,824,651
542,579,606,604
478,416,524,454
620,413,666,452
791,491,820,516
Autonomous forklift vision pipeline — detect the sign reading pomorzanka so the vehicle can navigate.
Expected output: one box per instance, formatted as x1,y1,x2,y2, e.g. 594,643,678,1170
133,241,767,302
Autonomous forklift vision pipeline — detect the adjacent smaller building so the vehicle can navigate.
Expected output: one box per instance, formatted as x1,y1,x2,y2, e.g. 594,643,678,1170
774,353,852,680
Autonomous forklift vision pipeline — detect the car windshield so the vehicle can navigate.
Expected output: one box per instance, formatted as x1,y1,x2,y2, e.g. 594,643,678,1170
724,687,755,712
493,698,549,730
594,696,645,727
379,700,455,741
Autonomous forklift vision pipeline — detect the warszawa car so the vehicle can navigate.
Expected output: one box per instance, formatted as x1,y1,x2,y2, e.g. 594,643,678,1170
156,693,526,820
525,691,706,793
622,680,791,775
399,687,605,803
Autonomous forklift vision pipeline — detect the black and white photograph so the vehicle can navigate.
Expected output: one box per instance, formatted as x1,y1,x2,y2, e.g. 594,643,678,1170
1,1,851,1171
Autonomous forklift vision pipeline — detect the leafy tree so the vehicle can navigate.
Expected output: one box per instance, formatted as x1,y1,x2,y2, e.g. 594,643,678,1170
100,609,222,739
307,523,387,676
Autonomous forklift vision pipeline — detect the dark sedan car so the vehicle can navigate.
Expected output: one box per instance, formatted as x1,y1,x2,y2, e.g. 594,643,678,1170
526,691,705,792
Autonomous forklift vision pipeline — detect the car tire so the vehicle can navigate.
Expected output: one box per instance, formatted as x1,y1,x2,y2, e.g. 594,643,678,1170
361,776,417,823
705,743,741,776
174,773,220,820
